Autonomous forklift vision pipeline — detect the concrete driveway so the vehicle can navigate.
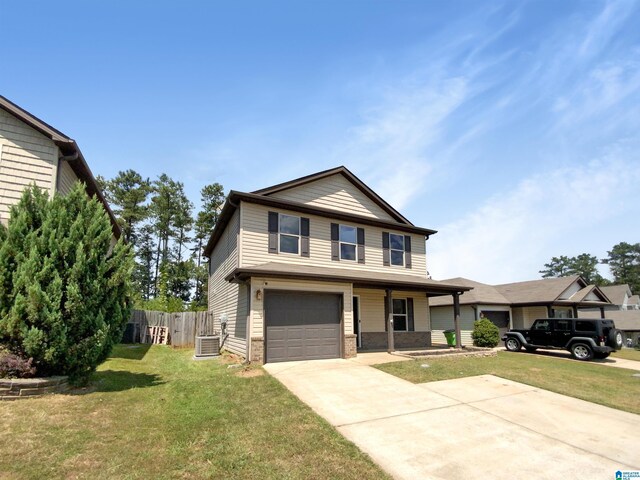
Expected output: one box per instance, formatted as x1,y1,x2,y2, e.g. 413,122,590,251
264,358,640,480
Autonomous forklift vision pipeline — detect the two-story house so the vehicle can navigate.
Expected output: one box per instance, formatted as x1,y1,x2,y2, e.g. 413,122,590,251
204,166,470,363
0,95,119,237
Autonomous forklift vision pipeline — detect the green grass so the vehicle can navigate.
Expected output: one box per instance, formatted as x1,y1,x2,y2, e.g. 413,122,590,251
1,345,389,480
612,348,640,361
376,351,640,415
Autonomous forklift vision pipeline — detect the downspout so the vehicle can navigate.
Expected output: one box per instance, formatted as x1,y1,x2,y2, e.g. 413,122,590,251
56,150,79,192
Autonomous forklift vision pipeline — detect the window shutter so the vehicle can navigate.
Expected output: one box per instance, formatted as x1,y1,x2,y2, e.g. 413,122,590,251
407,298,414,331
404,235,412,269
357,227,365,264
268,212,278,254
331,223,339,261
382,232,390,266
301,217,310,257
384,292,389,332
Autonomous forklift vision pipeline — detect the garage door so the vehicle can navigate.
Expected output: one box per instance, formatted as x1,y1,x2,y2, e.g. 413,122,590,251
265,291,342,363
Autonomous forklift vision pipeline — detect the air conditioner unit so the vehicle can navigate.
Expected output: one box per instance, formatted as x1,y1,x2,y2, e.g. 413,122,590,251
195,335,220,359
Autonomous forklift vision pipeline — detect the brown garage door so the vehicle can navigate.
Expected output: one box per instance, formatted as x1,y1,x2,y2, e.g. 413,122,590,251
265,291,342,363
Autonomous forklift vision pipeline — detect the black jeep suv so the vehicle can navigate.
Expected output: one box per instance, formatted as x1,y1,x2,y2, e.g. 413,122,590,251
502,318,623,361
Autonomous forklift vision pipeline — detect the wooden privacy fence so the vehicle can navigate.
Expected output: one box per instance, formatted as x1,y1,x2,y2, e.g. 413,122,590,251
126,310,217,347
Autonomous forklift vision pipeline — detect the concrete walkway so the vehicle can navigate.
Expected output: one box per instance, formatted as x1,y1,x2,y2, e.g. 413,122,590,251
265,358,640,480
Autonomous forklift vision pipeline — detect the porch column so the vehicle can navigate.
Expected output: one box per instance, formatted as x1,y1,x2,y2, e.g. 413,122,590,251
453,292,462,349
546,305,553,318
386,289,394,353
572,305,579,318
600,307,605,319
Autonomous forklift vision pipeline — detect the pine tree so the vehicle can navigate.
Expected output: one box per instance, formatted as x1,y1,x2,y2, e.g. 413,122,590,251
0,183,134,384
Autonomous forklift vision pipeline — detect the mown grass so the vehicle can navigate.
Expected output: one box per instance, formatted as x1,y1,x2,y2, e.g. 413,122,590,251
376,351,640,415
612,348,640,362
1,345,389,480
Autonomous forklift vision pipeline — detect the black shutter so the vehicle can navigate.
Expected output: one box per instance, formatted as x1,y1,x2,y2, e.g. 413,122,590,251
268,212,278,254
357,228,365,264
382,232,390,266
300,217,310,257
384,292,389,332
404,235,412,269
407,298,414,331
331,223,339,261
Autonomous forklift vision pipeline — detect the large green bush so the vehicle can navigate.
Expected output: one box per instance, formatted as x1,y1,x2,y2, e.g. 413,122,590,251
0,183,134,384
471,318,500,348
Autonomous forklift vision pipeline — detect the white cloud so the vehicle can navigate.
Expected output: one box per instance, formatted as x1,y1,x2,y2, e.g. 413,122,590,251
428,144,640,284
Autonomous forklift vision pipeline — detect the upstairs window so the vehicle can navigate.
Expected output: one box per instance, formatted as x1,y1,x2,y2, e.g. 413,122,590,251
268,211,310,257
383,232,412,268
339,225,357,261
390,234,405,266
279,214,300,254
331,223,365,263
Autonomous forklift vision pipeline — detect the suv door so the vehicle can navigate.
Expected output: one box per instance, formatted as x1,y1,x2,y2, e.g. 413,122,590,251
529,319,553,346
551,319,572,347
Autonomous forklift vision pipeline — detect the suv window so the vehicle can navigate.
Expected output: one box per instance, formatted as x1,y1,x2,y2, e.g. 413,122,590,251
533,320,550,331
575,320,596,332
556,320,571,332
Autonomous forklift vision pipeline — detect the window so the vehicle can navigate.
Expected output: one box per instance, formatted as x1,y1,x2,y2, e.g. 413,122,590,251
390,233,404,266
555,320,571,332
279,214,300,254
339,225,357,261
575,320,596,332
393,299,407,331
533,320,550,331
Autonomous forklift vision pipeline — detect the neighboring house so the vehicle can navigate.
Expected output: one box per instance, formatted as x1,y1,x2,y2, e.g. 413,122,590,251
430,275,611,346
599,284,639,311
204,166,471,363
579,310,640,346
0,95,119,237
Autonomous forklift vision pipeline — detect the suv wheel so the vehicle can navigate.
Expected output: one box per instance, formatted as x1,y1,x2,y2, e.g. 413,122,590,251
608,329,623,349
571,343,593,361
505,338,521,352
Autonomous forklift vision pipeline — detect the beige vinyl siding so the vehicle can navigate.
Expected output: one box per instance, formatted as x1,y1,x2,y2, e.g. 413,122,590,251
208,210,244,356
268,174,397,221
559,281,582,299
430,305,475,345
241,202,427,278
512,306,548,329
249,278,353,340
354,288,429,333
56,160,79,195
0,108,58,225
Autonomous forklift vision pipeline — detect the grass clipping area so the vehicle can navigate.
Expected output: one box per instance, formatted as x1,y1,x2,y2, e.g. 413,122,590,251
376,351,640,415
1,345,389,480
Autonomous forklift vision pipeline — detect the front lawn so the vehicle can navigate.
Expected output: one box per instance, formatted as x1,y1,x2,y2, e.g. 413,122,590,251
1,345,389,480
612,348,640,362
376,351,640,415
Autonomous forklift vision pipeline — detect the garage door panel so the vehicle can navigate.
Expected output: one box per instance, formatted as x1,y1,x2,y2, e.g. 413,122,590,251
265,292,342,363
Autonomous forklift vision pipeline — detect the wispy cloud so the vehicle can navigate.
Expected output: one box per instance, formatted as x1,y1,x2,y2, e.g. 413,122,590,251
428,142,640,283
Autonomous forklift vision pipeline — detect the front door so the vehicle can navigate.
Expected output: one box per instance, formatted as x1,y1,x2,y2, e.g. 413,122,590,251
353,296,361,348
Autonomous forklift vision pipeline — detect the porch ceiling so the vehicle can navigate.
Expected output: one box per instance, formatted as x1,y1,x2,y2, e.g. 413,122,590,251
225,262,472,297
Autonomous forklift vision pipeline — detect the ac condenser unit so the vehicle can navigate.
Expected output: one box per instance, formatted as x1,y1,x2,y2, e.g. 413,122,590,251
195,335,220,358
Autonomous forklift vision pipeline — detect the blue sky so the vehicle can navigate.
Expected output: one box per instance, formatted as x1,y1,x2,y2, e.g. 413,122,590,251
1,0,639,283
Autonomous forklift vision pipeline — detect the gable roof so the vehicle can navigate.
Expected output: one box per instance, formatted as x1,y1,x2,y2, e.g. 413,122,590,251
600,284,633,306
429,277,510,306
204,168,439,257
252,166,413,225
0,95,120,238
628,295,640,306
494,275,583,304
